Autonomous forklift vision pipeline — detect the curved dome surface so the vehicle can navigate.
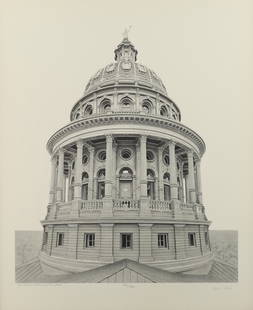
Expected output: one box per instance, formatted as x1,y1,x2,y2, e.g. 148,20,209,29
84,37,167,95
84,60,167,95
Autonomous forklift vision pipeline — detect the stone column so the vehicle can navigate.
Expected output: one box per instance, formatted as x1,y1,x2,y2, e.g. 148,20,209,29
99,224,114,263
93,177,98,199
140,135,147,198
116,175,120,199
56,149,64,202
112,141,117,198
88,147,95,200
139,135,150,216
105,135,113,198
74,140,83,200
187,150,196,203
135,142,141,199
48,156,57,204
103,135,113,217
158,147,164,200
139,224,153,262
154,177,159,200
133,175,137,200
195,159,203,204
169,141,178,200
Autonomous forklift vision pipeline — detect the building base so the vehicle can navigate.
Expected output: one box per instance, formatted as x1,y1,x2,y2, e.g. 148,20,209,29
39,251,214,276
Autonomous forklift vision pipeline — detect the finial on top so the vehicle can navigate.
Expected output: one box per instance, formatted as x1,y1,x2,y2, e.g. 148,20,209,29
122,25,132,40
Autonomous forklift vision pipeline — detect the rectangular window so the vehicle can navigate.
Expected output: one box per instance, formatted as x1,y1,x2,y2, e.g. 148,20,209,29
56,233,64,246
158,233,169,248
43,232,48,245
188,232,196,246
121,233,132,249
205,232,209,245
84,233,95,248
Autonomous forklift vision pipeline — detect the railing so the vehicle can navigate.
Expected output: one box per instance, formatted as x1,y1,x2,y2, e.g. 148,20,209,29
113,199,140,211
80,200,103,214
149,200,172,211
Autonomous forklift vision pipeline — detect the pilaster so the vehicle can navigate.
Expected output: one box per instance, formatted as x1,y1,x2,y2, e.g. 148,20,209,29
74,140,83,199
88,146,95,200
67,224,79,259
187,150,196,203
99,224,114,263
56,149,64,202
139,224,153,262
169,140,178,200
174,224,186,259
48,156,57,204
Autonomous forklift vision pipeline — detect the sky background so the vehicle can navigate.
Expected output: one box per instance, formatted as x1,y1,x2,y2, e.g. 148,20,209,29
1,1,253,310
1,0,252,232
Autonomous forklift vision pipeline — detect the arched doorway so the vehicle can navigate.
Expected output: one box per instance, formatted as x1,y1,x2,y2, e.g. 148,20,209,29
97,169,105,199
119,168,133,199
163,173,171,201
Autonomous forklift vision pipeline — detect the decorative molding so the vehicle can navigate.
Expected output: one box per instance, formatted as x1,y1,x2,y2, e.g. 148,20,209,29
47,113,205,156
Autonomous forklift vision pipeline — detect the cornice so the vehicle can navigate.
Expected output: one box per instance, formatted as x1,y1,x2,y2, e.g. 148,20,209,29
46,113,206,156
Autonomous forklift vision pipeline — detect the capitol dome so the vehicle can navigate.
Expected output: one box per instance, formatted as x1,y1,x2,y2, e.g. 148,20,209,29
70,37,181,122
40,36,213,278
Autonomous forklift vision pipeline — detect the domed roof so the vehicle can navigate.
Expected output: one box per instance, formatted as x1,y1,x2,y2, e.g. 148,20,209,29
84,37,167,95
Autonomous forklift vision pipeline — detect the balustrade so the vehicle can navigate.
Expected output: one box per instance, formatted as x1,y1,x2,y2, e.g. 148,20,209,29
80,200,103,211
113,199,140,211
149,200,172,211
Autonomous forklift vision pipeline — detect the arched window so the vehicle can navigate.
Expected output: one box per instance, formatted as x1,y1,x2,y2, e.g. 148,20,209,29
163,152,170,166
146,150,155,161
147,169,155,199
160,105,168,117
142,100,152,114
163,172,171,201
81,172,89,200
84,105,93,116
72,161,75,170
163,173,170,183
97,169,105,199
100,99,111,114
119,168,133,199
120,97,133,111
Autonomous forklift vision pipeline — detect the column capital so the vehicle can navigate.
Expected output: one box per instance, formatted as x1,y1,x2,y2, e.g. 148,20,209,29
76,139,83,148
106,134,113,142
58,148,64,156
168,140,176,147
140,135,147,143
87,145,95,153
187,149,194,156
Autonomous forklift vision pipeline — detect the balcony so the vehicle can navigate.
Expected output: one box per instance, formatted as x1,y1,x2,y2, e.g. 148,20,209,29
45,199,207,222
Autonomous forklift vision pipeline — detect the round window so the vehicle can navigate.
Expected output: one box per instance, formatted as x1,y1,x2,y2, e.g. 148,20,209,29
163,154,170,166
82,154,89,165
97,150,106,161
121,148,132,160
146,150,155,161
